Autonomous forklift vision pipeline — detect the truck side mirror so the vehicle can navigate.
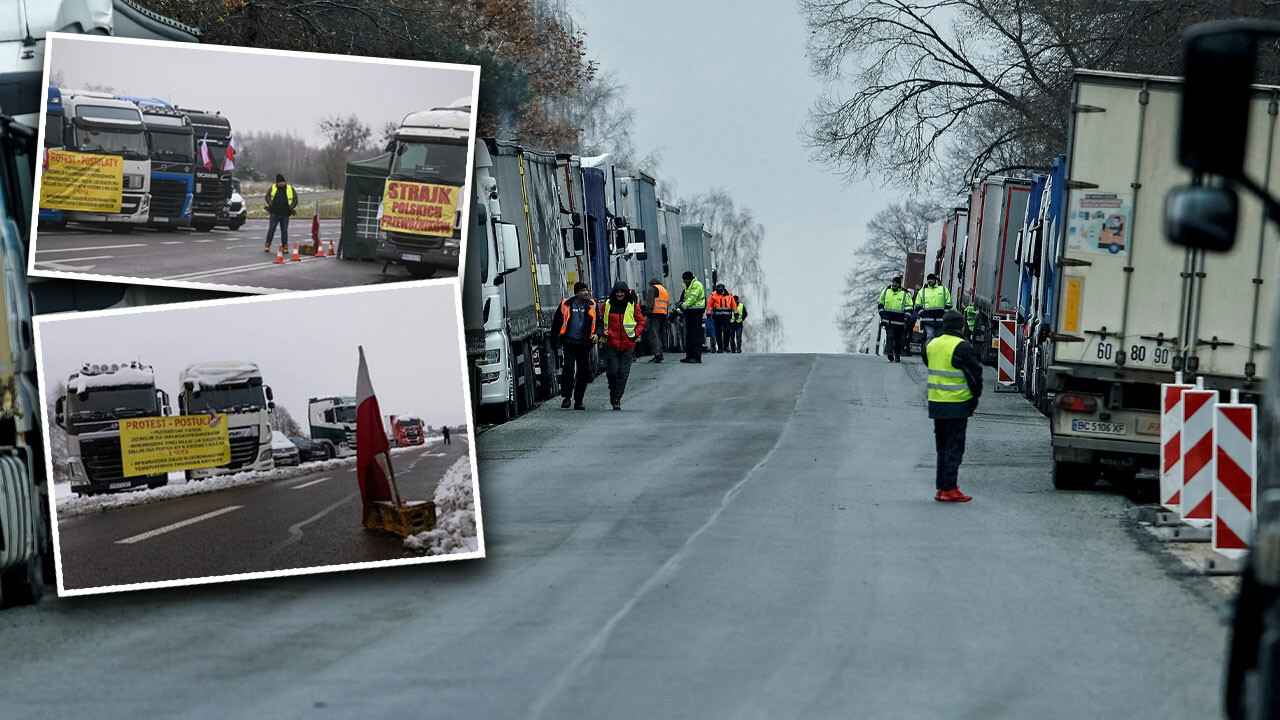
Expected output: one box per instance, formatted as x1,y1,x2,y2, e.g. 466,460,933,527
613,228,629,254
55,396,65,427
264,385,275,410
497,222,522,275
571,211,581,227
661,245,669,264
1166,185,1239,252
1180,27,1256,178
157,389,170,416
572,227,586,255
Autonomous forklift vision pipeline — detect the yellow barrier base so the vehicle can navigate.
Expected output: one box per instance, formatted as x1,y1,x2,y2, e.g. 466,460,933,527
363,500,437,537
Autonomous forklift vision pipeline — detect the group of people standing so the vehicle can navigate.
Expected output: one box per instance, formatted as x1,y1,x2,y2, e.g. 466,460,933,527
550,272,748,411
877,273,976,362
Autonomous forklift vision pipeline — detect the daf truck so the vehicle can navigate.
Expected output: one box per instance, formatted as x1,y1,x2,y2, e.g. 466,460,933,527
176,108,232,232
1044,69,1277,490
55,361,170,495
309,396,357,457
376,101,471,278
177,362,274,480
118,97,194,228
48,91,151,231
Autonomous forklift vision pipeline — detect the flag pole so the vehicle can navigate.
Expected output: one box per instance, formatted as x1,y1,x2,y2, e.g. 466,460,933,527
383,448,404,507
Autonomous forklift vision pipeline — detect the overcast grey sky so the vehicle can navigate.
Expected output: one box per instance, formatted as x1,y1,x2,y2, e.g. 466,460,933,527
574,1,900,353
37,283,469,428
48,34,476,147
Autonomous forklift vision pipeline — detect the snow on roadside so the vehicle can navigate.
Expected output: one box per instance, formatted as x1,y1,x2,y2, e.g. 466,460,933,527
56,442,433,518
403,456,477,556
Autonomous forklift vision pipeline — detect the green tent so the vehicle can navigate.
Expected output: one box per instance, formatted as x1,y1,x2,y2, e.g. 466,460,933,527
339,153,392,260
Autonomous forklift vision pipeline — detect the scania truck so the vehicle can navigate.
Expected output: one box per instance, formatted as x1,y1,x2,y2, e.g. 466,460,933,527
48,91,151,231
309,396,357,457
177,362,274,480
55,361,170,495
376,101,471,278
176,107,232,232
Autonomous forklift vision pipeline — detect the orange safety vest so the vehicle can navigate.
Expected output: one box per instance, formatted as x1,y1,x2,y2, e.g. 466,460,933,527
558,298,596,337
652,284,669,315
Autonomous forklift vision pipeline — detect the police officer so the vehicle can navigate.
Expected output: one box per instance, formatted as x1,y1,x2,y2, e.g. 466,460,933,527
263,174,299,253
877,275,912,362
927,310,982,502
677,271,707,364
644,278,670,363
914,274,952,350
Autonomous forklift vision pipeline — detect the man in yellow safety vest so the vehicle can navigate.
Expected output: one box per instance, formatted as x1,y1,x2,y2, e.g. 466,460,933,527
263,173,299,253
926,310,983,502
729,295,747,353
877,275,912,362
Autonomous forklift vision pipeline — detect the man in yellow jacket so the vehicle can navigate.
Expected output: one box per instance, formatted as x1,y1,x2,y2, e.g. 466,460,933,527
927,310,983,502
877,275,912,362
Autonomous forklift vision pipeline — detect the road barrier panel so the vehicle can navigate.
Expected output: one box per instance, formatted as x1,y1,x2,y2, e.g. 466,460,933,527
995,319,1018,392
1212,389,1257,560
1181,379,1217,528
1160,372,1196,512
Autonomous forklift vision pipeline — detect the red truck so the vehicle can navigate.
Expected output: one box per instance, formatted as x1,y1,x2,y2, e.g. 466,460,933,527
387,414,425,447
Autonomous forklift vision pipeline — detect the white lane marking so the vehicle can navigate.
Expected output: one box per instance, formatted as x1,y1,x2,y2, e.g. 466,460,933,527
35,243,145,254
114,505,243,545
194,239,214,243
290,476,330,490
225,244,263,249
34,256,114,271
526,359,819,720
160,241,184,245
160,261,280,280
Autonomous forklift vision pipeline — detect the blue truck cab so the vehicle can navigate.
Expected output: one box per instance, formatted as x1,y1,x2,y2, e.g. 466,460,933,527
115,96,194,228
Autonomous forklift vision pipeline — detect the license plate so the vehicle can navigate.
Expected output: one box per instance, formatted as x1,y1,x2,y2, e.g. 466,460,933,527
401,253,422,262
1072,420,1127,435
109,481,133,490
152,216,168,223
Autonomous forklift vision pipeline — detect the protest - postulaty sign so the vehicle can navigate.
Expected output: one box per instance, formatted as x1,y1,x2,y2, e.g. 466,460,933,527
119,413,231,477
39,149,124,213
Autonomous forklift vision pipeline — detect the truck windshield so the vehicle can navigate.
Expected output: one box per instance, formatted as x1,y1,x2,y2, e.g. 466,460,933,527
149,130,193,162
73,126,148,158
69,387,158,420
401,419,421,429
390,141,467,185
336,406,357,424
187,385,266,413
200,141,228,172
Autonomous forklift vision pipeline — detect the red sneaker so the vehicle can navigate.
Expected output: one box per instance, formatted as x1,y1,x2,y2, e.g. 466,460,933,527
934,489,945,501
939,488,972,503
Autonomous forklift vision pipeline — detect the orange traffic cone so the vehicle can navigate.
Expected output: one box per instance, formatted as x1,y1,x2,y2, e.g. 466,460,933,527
327,238,336,257
273,246,284,264
290,243,301,262
317,241,328,257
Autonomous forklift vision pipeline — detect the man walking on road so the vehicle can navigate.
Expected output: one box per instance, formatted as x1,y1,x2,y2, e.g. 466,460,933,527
915,274,952,351
263,174,299,253
551,281,598,410
601,281,646,410
729,295,747,353
708,284,737,353
442,426,451,445
927,310,983,502
644,278,670,363
877,275,912,362
677,271,706,364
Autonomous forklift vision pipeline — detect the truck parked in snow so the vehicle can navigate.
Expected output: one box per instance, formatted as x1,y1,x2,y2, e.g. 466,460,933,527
387,414,424,447
309,395,357,457
376,100,471,278
177,362,274,480
55,361,170,495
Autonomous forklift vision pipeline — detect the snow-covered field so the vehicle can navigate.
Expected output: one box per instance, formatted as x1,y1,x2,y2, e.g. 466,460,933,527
55,443,433,518
403,455,478,556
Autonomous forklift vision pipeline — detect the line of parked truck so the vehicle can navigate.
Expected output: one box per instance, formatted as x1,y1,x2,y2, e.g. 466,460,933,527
461,140,719,421
39,86,245,233
925,68,1277,492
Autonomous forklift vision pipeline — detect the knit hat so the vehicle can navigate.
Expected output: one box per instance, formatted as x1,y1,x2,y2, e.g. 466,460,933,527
942,309,966,334
573,281,588,293
275,174,285,183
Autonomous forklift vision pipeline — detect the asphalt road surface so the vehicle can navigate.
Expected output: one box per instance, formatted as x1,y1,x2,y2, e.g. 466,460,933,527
31,219,456,291
1,354,1228,718
56,439,468,591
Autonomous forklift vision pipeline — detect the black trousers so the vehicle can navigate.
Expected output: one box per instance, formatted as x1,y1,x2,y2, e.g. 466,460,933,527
602,347,634,398
933,417,968,491
684,309,705,360
713,315,731,352
730,322,743,352
883,323,906,358
559,342,592,403
646,313,668,358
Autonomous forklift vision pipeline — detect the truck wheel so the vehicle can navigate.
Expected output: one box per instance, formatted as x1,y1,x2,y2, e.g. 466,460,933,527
228,221,245,231
405,264,438,279
1052,461,1099,490
0,557,44,607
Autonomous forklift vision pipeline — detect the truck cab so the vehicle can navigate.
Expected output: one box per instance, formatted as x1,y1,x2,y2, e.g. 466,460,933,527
309,396,357,457
52,91,151,230
390,414,424,447
376,100,470,278
117,97,194,228
176,108,232,231
177,362,274,480
55,362,169,495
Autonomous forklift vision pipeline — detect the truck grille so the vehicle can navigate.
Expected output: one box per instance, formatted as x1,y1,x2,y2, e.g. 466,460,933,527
79,436,124,483
151,178,188,217
194,175,231,212
226,436,259,469
121,194,143,215
387,231,448,252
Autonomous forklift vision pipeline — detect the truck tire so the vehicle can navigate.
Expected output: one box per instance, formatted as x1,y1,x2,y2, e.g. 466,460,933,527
228,220,245,231
405,264,438,279
0,557,44,607
1052,461,1099,490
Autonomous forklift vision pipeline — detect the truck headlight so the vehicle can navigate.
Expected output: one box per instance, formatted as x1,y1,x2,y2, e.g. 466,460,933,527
483,349,501,364
125,174,145,190
481,371,500,383
258,449,271,463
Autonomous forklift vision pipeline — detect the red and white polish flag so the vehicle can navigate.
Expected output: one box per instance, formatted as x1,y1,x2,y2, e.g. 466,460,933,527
224,135,237,172
355,345,394,505
199,135,212,171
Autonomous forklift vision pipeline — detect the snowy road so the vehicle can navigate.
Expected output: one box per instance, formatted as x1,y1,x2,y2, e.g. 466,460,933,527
55,440,468,590
1,354,1229,718
31,219,452,290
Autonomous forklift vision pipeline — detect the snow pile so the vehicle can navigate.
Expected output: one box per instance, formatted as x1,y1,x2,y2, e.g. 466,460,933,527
403,456,477,556
57,442,435,517
69,364,155,393
180,361,260,391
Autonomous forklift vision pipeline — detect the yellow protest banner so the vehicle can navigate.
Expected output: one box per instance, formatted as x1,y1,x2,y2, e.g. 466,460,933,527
39,149,124,213
379,180,458,237
119,414,230,478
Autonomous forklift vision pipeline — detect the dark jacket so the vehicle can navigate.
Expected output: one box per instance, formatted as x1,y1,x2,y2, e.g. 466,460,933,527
266,184,298,216
927,331,983,420
550,297,595,346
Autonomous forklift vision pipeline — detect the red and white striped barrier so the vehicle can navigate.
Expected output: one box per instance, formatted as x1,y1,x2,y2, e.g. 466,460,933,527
1181,380,1217,527
1213,390,1257,559
997,319,1016,386
1160,373,1195,511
